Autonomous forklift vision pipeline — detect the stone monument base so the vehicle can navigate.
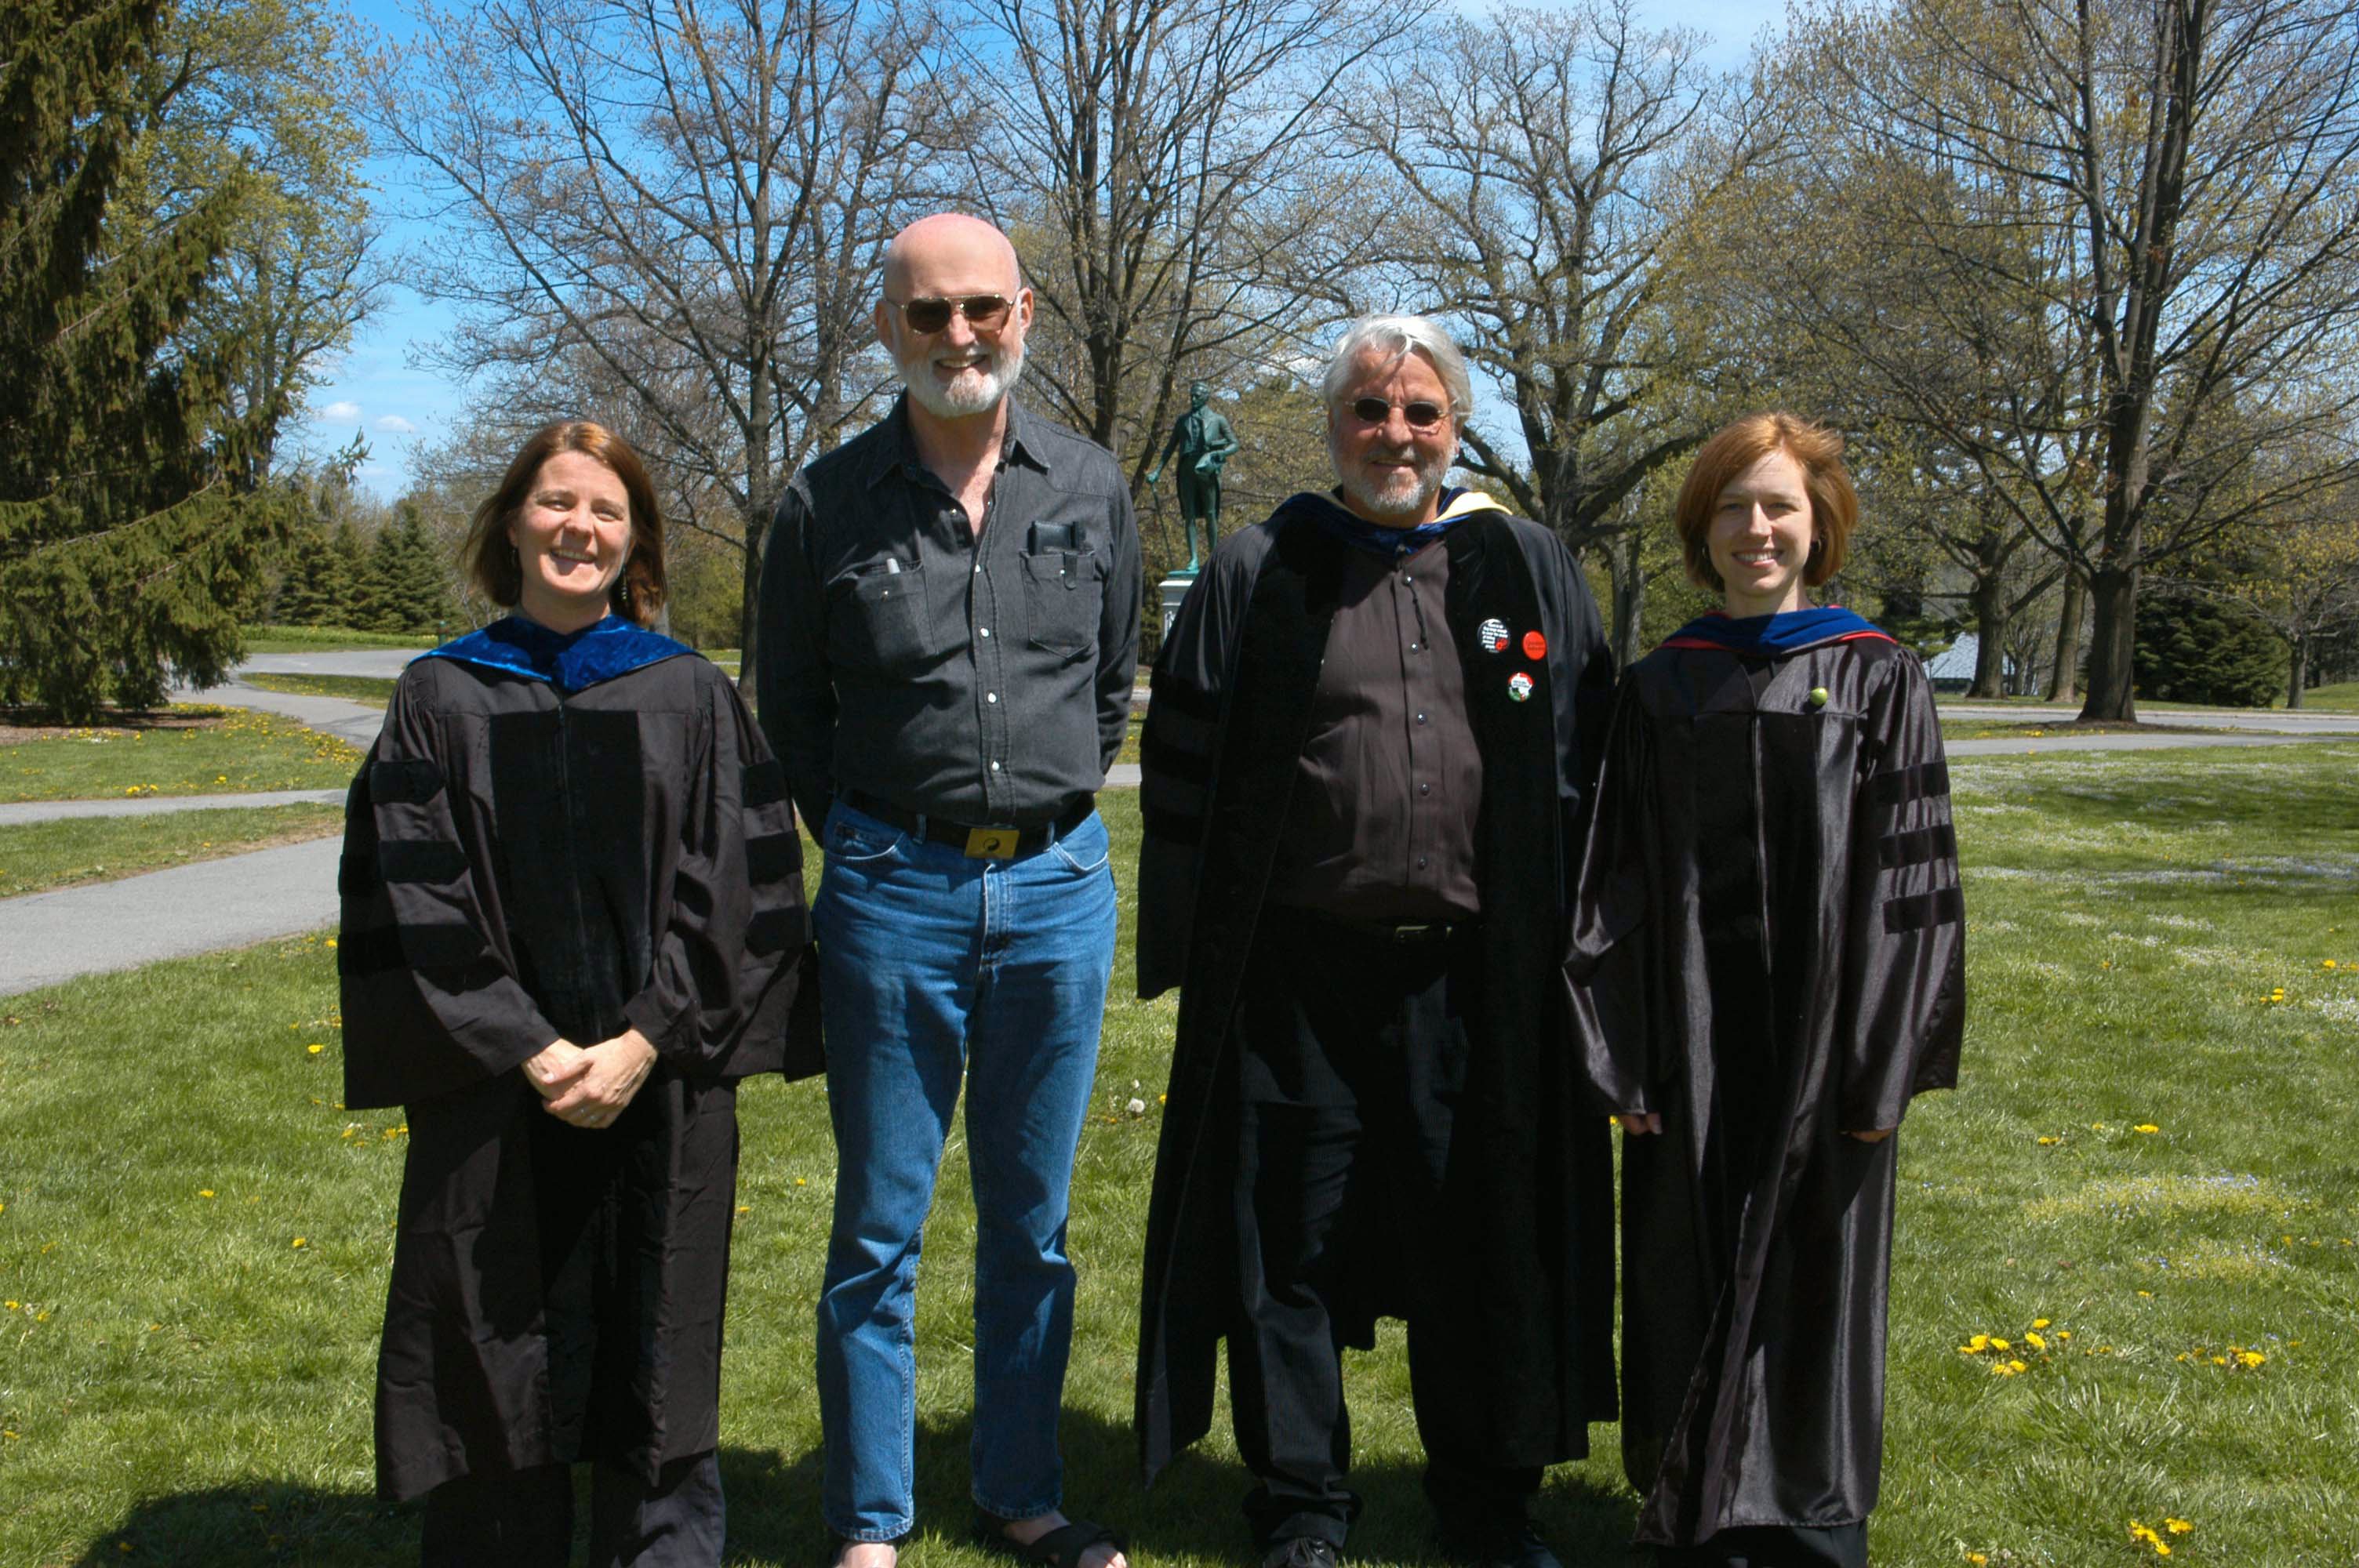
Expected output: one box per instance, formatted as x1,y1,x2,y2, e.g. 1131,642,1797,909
1159,571,1198,643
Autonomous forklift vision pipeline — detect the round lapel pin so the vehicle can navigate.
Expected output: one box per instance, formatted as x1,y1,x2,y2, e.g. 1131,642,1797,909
1478,617,1510,653
1522,630,1548,660
1507,671,1535,702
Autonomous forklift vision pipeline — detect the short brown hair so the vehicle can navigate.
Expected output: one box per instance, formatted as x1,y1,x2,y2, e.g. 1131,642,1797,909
462,420,667,626
1671,412,1858,594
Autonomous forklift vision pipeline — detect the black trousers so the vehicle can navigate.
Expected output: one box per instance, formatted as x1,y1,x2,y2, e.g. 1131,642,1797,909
1643,1523,1869,1567
1227,914,1538,1552
419,1450,724,1567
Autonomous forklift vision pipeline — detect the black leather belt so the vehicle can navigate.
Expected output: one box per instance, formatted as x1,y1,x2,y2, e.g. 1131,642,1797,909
841,788,1093,861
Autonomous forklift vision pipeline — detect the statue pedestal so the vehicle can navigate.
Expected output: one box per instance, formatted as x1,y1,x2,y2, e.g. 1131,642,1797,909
1158,571,1198,643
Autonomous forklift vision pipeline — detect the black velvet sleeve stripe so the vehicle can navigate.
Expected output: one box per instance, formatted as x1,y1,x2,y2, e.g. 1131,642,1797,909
367,757,445,805
1140,726,1214,786
1875,822,1958,869
1146,702,1217,757
338,851,376,898
377,839,470,884
747,833,801,882
1865,758,1950,808
1142,804,1207,847
1882,885,1965,934
744,904,811,956
336,922,493,975
1149,670,1221,724
743,757,787,809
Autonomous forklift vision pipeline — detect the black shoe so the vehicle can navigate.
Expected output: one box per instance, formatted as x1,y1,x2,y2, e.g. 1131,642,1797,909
1439,1520,1561,1568
1260,1537,1342,1568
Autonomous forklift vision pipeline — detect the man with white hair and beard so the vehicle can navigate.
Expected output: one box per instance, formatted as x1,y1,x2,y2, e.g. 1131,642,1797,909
758,212,1140,1568
1132,316,1619,1568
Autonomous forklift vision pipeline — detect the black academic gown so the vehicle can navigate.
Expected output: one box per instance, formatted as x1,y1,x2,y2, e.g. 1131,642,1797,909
1134,501,1620,1486
1565,624,1965,1548
337,617,818,1503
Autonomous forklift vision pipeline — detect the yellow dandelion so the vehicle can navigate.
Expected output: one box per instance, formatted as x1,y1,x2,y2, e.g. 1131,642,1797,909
2059,1330,2073,1341
2133,1123,2160,1134
2008,1358,2026,1372
2032,1318,2051,1329
736,1204,751,1215
2165,1519,2193,1535
291,1236,307,1249
2026,1331,2046,1351
306,1044,324,1055
1968,1333,1991,1351
1991,1337,2011,1350
2238,1350,2265,1368
198,1189,215,1199
795,1178,807,1187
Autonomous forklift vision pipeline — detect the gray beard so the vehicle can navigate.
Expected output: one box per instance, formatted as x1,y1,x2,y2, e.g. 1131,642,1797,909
1334,442,1450,523
902,338,1026,418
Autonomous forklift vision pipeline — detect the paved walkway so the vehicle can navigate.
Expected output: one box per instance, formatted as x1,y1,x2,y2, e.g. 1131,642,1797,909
5,657,2346,998
0,837,343,994
0,789,344,827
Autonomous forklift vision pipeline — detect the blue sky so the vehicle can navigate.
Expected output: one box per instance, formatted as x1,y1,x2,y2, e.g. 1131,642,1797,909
297,0,1789,496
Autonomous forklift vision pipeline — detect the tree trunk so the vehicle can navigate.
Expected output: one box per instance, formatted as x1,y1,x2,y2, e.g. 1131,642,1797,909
2288,635,2307,710
2046,568,2086,703
2079,564,2139,721
1969,574,2008,699
739,512,765,705
1610,526,1646,670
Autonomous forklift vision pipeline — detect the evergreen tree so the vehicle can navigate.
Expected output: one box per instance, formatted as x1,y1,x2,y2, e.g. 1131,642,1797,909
0,0,290,717
273,516,348,626
332,517,383,632
366,503,452,633
2135,578,2285,709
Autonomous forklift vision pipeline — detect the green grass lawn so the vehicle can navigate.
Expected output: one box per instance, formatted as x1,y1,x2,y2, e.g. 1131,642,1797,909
239,673,400,709
0,803,344,898
2299,681,2359,713
1,711,362,803
240,626,441,654
2,750,2355,1564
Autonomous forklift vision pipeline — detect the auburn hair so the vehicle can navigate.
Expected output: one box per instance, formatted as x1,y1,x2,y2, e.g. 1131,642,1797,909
462,420,667,625
1671,412,1858,593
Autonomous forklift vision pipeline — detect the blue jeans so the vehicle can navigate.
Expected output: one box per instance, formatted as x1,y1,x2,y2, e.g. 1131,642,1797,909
811,800,1118,1541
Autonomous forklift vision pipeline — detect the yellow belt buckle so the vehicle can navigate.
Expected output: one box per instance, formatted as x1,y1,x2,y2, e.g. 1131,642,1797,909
965,826,1019,860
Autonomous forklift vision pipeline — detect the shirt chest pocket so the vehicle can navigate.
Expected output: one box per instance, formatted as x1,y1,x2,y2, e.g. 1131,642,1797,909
1020,546,1105,662
827,562,943,674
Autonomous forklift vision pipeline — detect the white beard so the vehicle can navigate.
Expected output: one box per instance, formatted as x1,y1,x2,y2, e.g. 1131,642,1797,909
902,336,1027,418
1333,436,1451,522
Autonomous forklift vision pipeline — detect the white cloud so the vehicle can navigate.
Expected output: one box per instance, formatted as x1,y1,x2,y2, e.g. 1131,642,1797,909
374,414,419,434
321,400,362,421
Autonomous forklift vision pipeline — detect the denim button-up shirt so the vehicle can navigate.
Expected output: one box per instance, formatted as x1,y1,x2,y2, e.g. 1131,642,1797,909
756,395,1142,832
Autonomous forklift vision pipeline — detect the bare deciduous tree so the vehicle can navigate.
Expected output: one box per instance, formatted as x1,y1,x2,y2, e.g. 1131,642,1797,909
1790,0,2359,720
1343,0,1775,653
371,0,962,670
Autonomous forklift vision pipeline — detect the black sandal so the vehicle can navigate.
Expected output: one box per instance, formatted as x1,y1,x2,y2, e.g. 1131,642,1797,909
973,1509,1126,1568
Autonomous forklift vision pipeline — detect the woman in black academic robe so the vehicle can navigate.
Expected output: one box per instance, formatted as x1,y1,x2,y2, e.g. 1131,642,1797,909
337,421,817,1566
1565,414,1965,1567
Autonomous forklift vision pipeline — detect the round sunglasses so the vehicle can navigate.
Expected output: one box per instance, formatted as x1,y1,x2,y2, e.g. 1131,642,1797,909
1346,396,1450,432
891,293,1015,333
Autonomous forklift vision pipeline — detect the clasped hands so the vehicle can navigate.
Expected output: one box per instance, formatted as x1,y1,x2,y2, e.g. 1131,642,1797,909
1613,1112,1893,1144
523,1030,657,1128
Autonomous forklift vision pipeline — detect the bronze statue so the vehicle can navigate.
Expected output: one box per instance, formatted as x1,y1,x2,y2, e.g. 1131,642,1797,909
1147,381,1238,572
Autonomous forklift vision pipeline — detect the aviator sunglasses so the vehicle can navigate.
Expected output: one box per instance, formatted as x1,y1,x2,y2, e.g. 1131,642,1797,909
892,293,1015,333
1347,396,1450,432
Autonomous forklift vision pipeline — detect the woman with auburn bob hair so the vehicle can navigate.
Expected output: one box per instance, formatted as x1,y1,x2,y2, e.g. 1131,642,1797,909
1564,413,1965,1566
337,420,819,1565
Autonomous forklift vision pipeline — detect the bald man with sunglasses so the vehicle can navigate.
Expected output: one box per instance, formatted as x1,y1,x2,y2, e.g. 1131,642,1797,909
1133,315,1619,1568
758,213,1140,1568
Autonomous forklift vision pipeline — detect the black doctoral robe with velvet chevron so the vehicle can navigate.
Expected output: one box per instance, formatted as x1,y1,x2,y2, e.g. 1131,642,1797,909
1565,628,1965,1549
337,622,819,1502
1132,505,1620,1485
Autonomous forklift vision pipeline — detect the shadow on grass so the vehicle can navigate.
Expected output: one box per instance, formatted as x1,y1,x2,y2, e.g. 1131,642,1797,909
82,1408,1637,1566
